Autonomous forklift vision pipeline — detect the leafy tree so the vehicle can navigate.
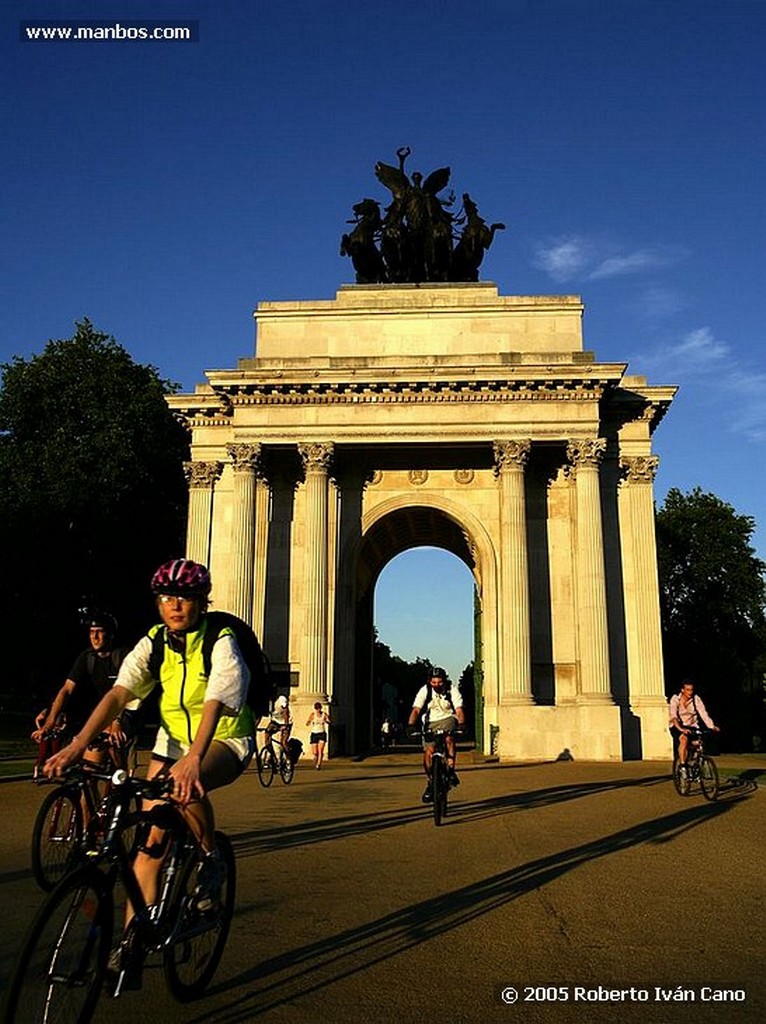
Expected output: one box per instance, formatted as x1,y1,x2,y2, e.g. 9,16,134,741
656,487,766,749
0,320,189,704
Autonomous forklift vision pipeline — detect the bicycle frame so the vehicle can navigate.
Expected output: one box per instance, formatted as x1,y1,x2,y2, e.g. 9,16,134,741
672,728,720,801
423,727,454,826
7,766,235,1021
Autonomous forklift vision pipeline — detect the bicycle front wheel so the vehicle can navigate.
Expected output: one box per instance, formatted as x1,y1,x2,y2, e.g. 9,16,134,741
279,750,295,784
432,760,446,827
31,785,83,891
163,831,236,1002
3,865,113,1024
699,756,720,801
256,745,276,788
672,761,691,797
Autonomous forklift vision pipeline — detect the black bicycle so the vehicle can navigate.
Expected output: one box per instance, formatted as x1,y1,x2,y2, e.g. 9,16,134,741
424,727,458,827
30,733,138,891
255,726,295,787
4,766,235,1022
672,727,720,801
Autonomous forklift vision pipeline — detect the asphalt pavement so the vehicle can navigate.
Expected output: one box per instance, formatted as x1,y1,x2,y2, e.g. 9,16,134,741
0,752,763,1024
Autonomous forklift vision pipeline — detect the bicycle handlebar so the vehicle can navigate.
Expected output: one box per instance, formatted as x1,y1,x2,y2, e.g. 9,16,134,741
59,763,175,801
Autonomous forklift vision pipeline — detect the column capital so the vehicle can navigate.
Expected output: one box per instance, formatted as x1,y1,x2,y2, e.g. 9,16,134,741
619,455,659,484
183,460,223,489
227,442,265,476
566,437,606,469
298,441,335,474
493,438,531,474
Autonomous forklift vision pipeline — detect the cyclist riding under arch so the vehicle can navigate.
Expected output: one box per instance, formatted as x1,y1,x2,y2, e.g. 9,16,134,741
408,666,465,804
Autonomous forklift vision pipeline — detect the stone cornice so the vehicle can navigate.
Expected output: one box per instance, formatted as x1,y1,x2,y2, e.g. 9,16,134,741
202,372,621,406
255,286,584,319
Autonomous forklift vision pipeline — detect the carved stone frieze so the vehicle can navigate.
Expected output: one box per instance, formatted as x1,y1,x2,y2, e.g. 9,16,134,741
408,469,429,486
454,469,475,484
220,379,606,407
183,461,223,489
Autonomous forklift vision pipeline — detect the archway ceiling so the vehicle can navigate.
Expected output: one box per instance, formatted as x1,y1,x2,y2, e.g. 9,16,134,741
358,505,474,597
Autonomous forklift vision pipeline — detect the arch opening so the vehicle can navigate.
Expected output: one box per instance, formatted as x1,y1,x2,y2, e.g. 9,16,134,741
351,505,482,753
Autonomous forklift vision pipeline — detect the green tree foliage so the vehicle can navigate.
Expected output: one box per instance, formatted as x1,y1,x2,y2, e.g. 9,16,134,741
0,320,189,700
656,487,766,749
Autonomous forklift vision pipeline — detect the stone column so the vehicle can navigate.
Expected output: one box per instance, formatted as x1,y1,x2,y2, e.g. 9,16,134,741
619,456,664,700
226,443,264,624
566,438,612,702
252,459,271,638
493,439,533,704
298,442,334,697
183,461,223,566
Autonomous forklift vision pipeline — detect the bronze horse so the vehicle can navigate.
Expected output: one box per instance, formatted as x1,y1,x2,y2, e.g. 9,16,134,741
340,198,387,284
450,193,505,282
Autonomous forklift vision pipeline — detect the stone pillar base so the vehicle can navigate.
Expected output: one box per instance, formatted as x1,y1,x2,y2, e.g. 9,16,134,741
631,701,674,760
493,703,624,761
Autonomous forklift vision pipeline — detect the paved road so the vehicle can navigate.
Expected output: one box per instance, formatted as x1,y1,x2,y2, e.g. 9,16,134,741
1,755,763,1024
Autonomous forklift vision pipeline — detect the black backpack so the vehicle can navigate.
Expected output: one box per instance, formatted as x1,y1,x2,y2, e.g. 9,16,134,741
148,611,273,717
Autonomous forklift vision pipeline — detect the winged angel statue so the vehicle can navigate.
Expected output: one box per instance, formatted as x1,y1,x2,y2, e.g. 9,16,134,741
340,147,504,284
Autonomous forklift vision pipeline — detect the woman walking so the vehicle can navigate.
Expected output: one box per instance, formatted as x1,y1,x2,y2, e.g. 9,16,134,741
306,701,331,769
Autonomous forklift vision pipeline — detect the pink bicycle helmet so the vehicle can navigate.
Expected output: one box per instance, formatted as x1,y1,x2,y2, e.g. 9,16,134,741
150,559,212,597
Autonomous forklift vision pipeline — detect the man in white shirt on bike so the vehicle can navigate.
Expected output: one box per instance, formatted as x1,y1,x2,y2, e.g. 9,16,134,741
408,667,465,804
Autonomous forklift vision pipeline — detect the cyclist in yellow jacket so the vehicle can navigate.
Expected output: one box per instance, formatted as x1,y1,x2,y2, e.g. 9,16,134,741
46,559,254,917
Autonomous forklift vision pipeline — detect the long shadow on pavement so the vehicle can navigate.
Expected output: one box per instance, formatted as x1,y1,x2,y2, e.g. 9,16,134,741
193,793,753,1023
230,774,700,856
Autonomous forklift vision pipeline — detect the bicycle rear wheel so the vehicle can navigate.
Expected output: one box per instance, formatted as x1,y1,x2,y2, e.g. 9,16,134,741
3,865,113,1024
699,756,720,801
31,785,83,891
163,831,236,1001
279,750,295,784
256,745,276,787
672,760,691,797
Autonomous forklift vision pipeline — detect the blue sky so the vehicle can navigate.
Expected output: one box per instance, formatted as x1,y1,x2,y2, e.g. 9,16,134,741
3,0,765,682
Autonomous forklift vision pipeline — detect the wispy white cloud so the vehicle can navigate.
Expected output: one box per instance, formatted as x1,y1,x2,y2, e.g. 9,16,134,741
637,327,728,378
636,286,687,320
637,328,765,443
721,370,766,442
589,246,687,280
531,237,592,282
668,326,730,365
532,235,688,283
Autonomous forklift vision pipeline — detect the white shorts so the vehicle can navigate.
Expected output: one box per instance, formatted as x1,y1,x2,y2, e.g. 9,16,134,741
152,726,254,771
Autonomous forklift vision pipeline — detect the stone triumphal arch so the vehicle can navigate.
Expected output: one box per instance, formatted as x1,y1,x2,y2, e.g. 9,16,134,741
169,283,676,760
